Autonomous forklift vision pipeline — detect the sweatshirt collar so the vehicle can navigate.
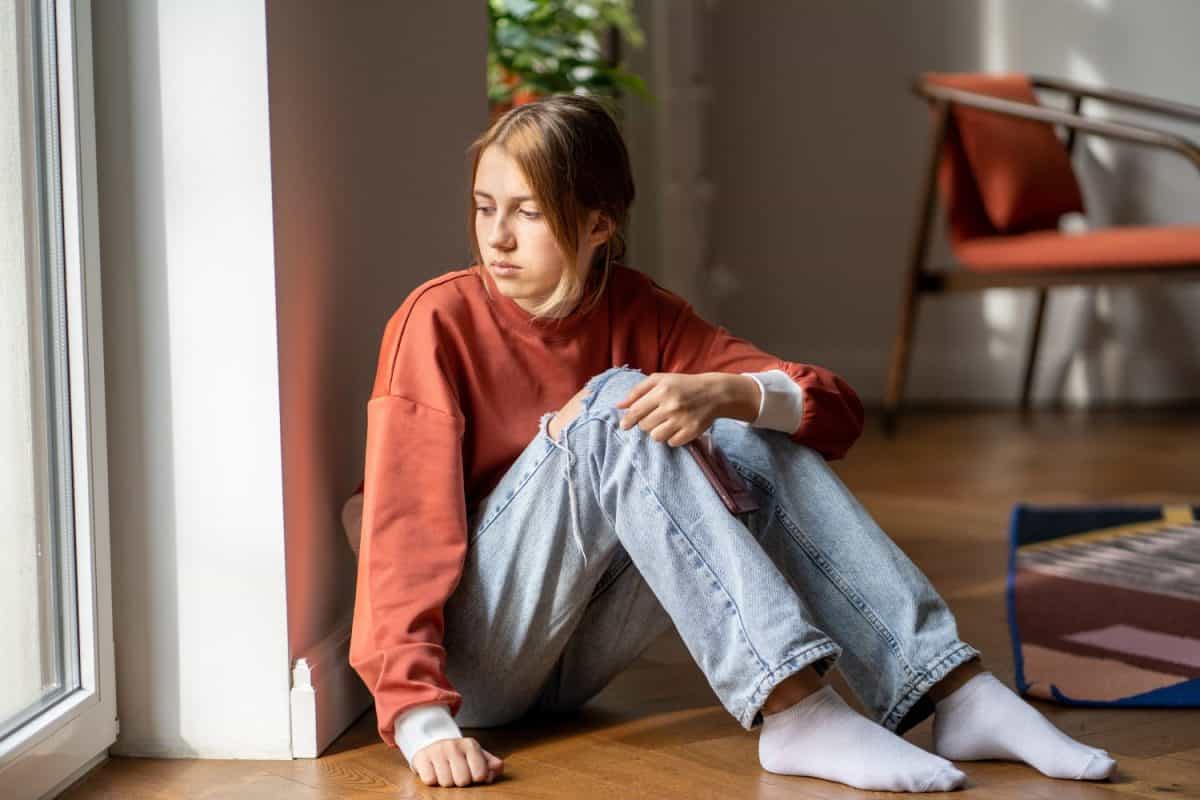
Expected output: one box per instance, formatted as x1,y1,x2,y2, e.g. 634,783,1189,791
475,263,606,341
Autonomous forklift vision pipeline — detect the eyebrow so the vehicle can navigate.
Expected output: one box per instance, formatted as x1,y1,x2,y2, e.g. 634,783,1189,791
473,190,535,202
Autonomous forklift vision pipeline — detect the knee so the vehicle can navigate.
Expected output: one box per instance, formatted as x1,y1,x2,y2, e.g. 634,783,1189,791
547,385,589,441
579,365,647,415
341,491,363,560
547,366,646,441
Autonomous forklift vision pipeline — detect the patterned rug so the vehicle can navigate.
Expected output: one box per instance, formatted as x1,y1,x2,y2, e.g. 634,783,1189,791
1007,503,1200,707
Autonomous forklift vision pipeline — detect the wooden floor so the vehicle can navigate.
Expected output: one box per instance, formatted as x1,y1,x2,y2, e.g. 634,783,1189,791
63,410,1200,798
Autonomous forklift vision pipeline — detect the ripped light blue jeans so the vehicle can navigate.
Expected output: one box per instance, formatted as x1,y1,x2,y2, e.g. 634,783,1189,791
441,366,979,734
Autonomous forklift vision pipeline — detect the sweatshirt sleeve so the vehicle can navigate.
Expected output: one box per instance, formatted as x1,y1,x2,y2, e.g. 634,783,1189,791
349,289,470,758
657,293,865,461
738,370,806,434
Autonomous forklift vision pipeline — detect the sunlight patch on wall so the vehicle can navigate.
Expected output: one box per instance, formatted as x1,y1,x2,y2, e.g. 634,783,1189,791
980,0,1008,72
982,291,1021,363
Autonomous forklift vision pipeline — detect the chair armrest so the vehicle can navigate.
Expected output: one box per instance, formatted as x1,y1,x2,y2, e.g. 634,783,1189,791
1031,75,1200,125
914,79,1200,173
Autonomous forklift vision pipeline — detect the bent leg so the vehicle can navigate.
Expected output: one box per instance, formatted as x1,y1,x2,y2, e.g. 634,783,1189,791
547,366,842,731
551,368,971,792
529,544,675,716
441,412,630,728
707,417,979,733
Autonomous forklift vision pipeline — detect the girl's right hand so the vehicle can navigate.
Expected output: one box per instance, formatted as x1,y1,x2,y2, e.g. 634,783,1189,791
410,737,504,787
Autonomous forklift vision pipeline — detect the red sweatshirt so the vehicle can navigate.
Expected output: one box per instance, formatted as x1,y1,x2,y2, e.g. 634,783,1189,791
350,263,864,756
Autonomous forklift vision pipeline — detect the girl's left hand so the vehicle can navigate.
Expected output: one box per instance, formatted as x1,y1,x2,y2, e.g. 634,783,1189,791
615,372,729,448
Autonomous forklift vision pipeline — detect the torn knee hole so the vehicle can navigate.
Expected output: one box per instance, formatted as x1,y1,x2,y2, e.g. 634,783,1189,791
549,385,591,440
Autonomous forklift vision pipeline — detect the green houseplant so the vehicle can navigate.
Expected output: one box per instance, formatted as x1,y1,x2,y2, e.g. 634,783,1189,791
487,0,653,121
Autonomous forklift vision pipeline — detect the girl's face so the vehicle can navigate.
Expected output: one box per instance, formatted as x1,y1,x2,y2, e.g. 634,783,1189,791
473,144,608,316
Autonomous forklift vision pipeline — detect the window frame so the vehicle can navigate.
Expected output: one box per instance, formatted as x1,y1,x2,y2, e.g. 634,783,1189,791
0,0,118,795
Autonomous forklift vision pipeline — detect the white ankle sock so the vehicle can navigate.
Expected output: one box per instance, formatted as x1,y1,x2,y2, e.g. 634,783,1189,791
933,672,1116,780
758,685,967,792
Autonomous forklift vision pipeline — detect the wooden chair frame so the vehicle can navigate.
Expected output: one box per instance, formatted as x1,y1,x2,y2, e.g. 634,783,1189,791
882,75,1200,435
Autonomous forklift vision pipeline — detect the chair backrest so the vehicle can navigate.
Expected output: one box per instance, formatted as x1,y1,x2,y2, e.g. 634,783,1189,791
923,72,1085,244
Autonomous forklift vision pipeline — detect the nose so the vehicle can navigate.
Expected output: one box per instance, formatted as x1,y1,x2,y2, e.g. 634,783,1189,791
486,212,515,251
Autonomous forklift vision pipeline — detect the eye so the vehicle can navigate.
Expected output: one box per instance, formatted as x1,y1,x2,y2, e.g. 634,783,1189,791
520,209,541,219
475,206,494,215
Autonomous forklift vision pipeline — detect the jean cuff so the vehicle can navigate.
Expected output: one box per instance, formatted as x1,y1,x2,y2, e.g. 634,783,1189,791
740,639,841,731
881,642,981,734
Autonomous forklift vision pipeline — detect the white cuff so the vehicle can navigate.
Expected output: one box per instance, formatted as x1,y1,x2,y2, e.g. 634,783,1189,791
393,704,463,765
736,369,804,435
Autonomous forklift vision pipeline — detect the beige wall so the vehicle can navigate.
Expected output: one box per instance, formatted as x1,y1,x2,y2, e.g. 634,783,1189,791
684,0,1200,407
264,2,486,670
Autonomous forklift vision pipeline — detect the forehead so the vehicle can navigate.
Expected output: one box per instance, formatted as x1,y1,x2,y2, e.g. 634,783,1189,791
473,145,533,198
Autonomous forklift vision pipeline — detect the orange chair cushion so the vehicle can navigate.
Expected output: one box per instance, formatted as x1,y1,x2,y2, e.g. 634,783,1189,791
954,225,1200,271
925,72,1085,235
936,105,998,245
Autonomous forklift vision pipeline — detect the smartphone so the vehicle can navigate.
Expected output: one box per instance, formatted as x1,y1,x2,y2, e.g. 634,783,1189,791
684,431,760,516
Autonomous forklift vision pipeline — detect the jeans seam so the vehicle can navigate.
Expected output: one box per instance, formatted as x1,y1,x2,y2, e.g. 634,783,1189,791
880,642,981,732
546,550,635,632
562,409,776,677
610,418,774,674
590,551,634,599
773,504,916,675
468,446,555,546
729,459,771,491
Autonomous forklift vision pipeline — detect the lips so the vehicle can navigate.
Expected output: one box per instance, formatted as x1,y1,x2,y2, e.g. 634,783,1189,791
492,261,521,270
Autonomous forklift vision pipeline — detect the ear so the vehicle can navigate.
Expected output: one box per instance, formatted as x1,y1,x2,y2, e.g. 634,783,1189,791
586,210,614,246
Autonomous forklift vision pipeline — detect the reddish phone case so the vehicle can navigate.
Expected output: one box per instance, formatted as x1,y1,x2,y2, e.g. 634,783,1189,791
685,431,760,516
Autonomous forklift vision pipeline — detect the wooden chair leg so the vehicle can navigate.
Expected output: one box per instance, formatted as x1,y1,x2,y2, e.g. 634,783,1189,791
1020,288,1049,414
883,285,921,437
885,100,948,437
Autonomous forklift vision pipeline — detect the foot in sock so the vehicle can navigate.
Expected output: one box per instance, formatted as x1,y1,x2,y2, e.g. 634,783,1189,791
758,684,967,792
933,671,1116,780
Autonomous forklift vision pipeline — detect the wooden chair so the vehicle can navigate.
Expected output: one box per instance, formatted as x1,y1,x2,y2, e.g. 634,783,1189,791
883,72,1200,435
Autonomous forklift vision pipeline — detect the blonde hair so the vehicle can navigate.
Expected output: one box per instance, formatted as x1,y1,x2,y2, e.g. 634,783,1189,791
466,94,636,321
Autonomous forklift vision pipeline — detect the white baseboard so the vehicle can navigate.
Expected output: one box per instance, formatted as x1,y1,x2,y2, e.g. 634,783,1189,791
290,612,372,758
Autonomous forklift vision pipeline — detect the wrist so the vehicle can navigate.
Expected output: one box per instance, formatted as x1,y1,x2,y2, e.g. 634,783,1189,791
394,704,462,765
716,373,761,423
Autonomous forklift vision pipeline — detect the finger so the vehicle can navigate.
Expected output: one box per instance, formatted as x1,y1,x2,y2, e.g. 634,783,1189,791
486,751,504,776
667,426,696,447
618,400,643,429
465,746,490,783
638,407,673,438
433,756,454,787
617,400,642,428
616,376,656,409
619,394,656,429
413,757,437,786
650,418,683,445
448,750,473,787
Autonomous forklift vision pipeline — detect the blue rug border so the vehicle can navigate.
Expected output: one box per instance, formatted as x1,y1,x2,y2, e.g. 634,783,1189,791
1005,502,1200,708
1010,503,1200,548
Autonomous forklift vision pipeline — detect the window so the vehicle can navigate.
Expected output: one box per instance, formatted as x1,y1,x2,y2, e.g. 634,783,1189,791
0,1,118,796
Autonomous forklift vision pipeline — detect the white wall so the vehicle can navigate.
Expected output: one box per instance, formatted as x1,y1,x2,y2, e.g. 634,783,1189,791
263,0,486,688
685,0,1200,407
94,0,291,758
